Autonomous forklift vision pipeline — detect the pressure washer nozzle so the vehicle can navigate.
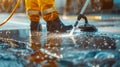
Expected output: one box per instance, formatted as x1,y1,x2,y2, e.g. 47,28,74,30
79,23,98,32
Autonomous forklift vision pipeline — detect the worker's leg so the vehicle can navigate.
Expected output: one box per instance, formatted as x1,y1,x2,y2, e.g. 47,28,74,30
25,0,41,50
39,0,73,32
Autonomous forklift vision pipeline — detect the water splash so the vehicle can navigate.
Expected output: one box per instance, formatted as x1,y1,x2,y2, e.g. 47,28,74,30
69,27,76,36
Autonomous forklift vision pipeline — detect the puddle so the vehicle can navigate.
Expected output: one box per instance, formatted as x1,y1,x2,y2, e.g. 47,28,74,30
0,21,120,67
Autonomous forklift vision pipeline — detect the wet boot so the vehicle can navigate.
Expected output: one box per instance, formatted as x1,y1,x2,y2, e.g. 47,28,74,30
30,22,42,51
47,17,73,32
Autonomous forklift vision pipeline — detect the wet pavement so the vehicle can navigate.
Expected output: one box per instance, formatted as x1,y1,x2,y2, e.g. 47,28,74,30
0,13,120,67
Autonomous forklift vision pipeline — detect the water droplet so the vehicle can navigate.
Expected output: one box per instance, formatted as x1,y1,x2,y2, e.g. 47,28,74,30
36,55,40,59
108,46,112,48
104,42,108,46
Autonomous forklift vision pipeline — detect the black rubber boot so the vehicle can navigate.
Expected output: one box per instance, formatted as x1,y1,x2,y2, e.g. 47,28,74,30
47,18,73,32
30,22,42,32
30,22,42,50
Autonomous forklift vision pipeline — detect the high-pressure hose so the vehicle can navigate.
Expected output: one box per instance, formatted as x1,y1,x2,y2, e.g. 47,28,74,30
0,0,21,27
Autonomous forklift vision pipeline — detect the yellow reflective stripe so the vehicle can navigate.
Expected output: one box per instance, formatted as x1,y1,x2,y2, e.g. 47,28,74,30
41,8,56,15
27,10,40,15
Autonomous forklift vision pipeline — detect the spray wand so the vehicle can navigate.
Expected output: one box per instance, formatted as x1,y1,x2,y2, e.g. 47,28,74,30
70,0,97,35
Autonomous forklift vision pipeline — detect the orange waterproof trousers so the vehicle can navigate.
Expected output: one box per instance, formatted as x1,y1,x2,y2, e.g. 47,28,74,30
25,0,59,22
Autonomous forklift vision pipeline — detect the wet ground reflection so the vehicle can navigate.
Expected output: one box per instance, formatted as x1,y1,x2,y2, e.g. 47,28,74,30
0,24,120,67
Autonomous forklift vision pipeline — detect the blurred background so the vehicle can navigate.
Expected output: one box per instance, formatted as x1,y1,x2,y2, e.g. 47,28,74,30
0,1,120,67
0,0,120,14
